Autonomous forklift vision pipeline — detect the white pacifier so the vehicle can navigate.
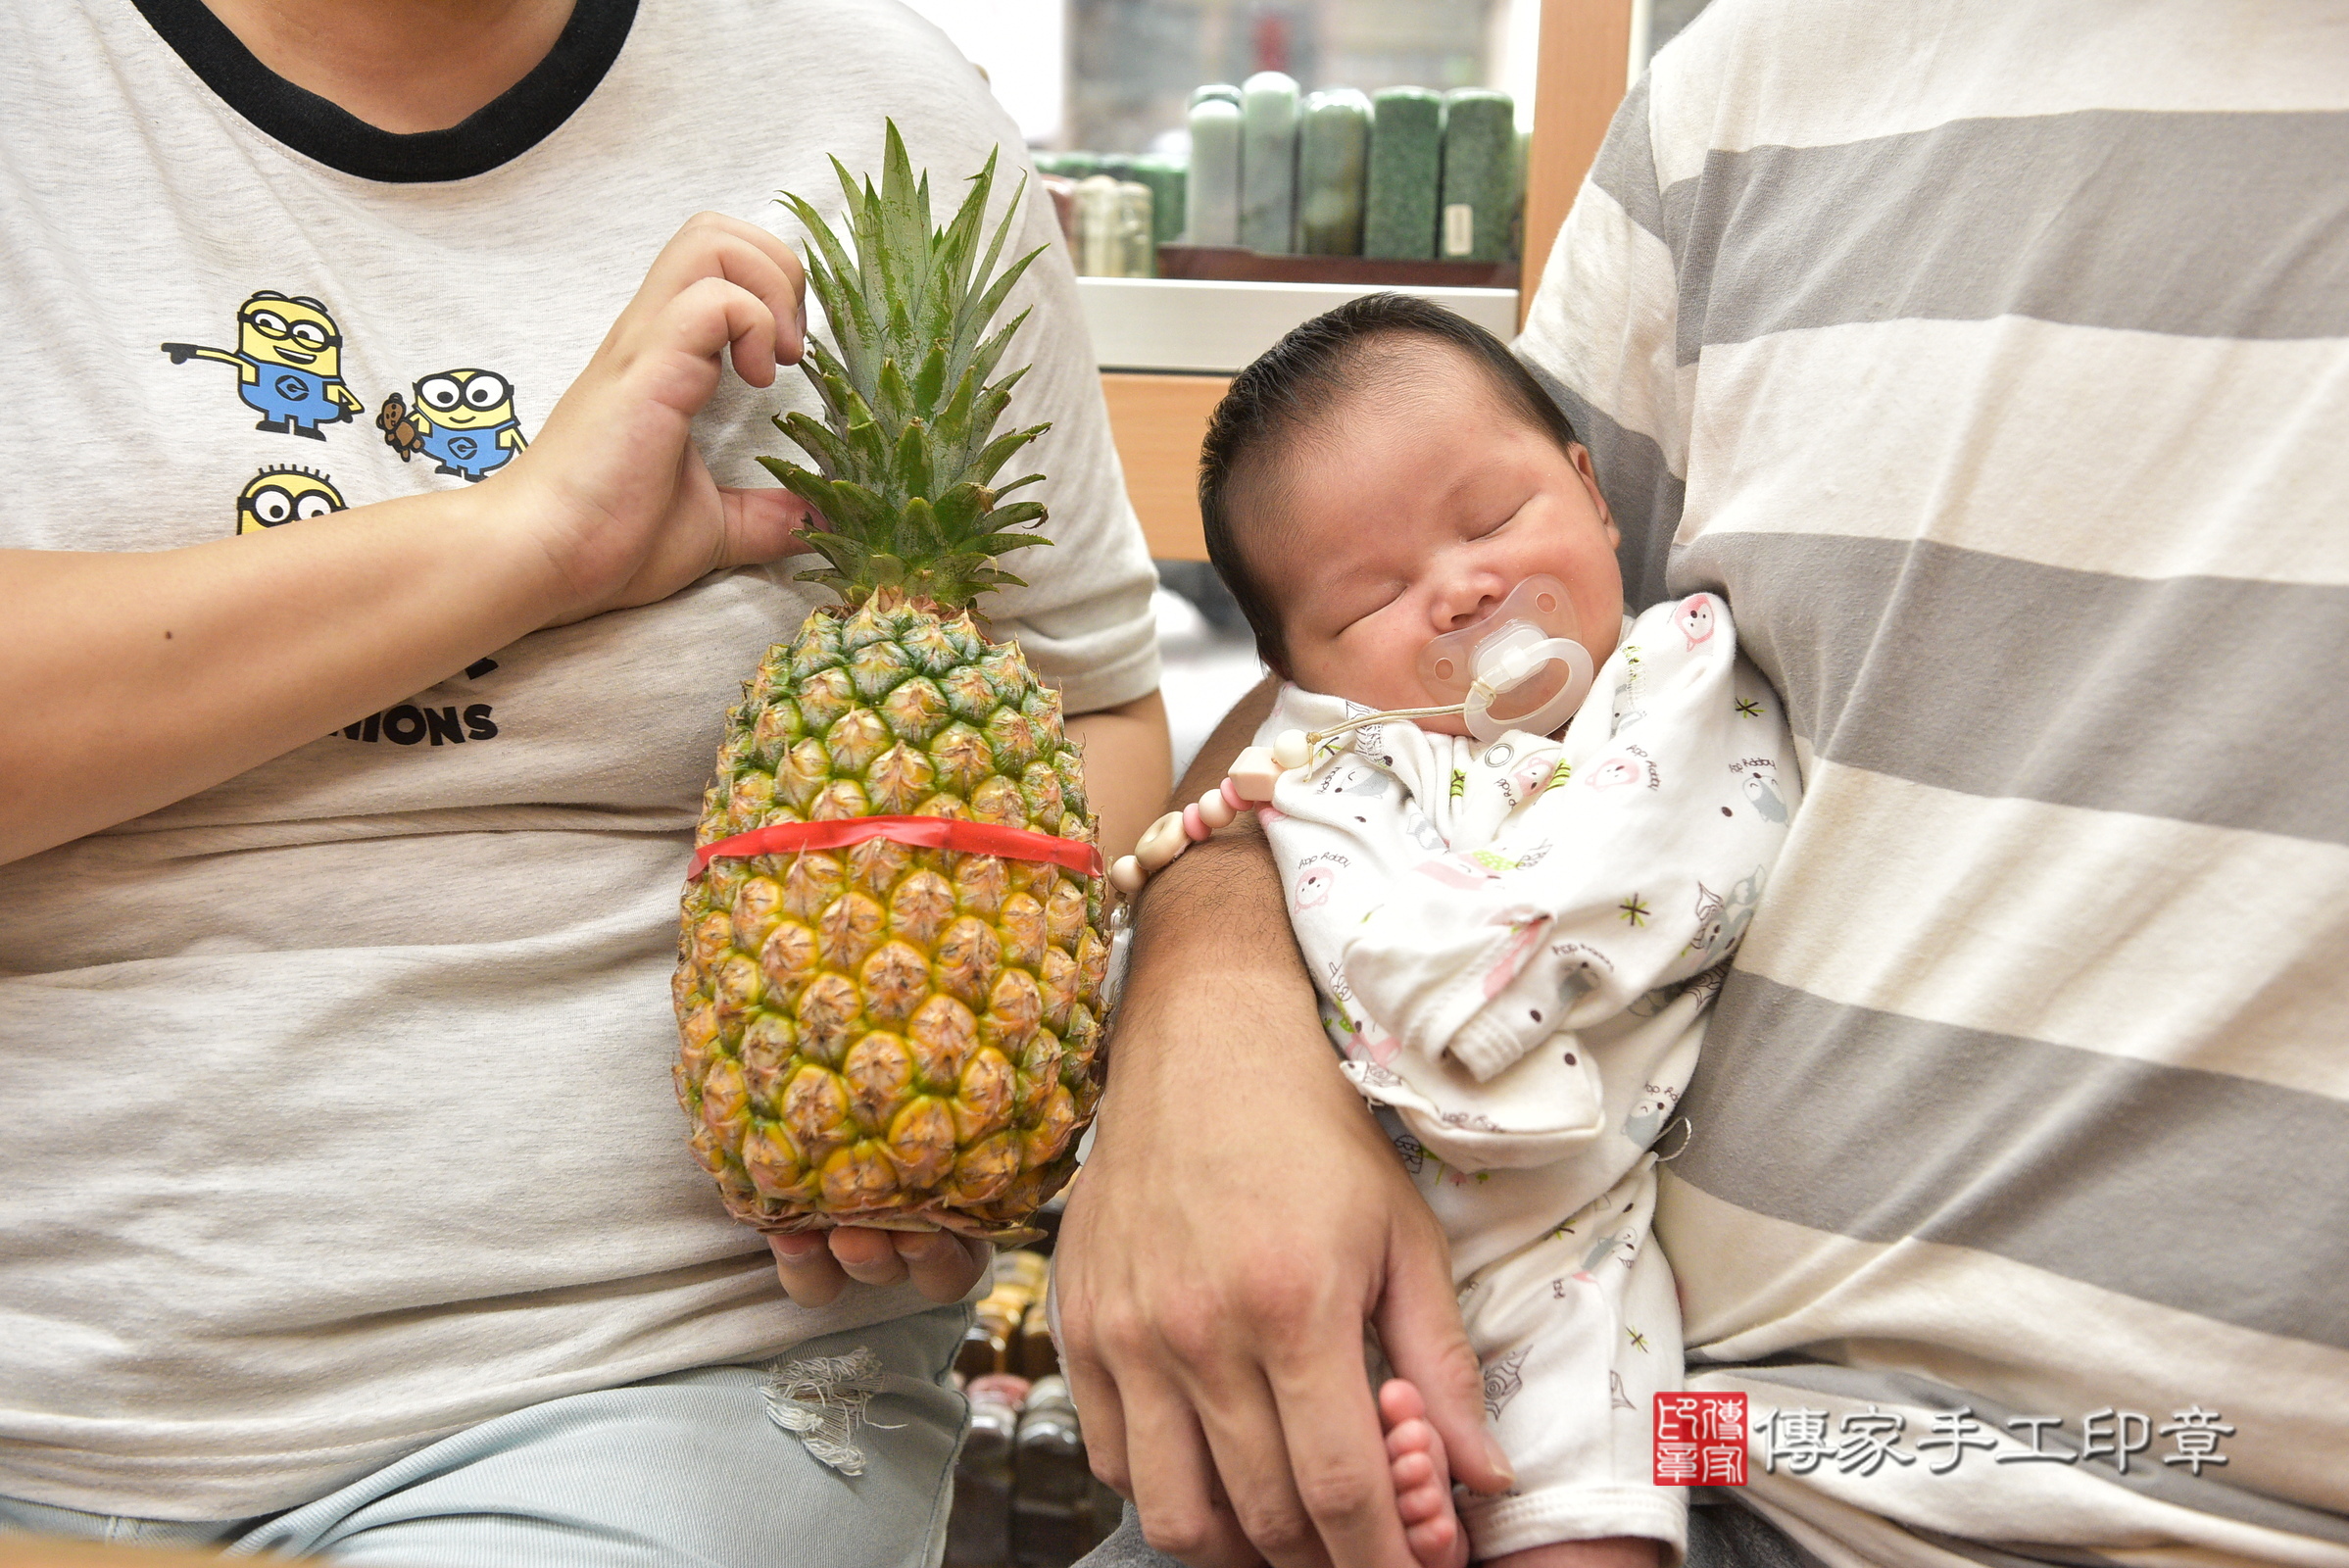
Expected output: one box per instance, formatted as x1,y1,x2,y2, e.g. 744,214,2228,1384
1414,575,1593,743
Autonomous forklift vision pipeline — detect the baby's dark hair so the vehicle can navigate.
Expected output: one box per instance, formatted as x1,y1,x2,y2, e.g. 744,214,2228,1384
1198,292,1582,675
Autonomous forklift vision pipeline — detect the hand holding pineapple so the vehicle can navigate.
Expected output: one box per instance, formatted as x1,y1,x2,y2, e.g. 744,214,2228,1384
769,1226,990,1307
490,211,823,628
2,213,824,864
536,193,1030,1299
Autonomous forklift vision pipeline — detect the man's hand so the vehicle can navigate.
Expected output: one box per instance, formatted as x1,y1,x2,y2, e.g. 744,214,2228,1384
493,211,818,627
1052,689,1512,1568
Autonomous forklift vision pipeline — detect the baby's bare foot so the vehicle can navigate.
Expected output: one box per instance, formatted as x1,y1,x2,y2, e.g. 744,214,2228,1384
1380,1378,1470,1568
1488,1541,1663,1568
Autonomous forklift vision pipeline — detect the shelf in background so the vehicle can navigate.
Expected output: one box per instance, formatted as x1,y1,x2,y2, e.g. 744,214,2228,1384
1154,245,1519,290
1076,275,1519,375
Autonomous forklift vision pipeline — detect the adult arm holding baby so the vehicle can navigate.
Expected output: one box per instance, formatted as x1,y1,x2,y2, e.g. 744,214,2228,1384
1058,697,1516,1568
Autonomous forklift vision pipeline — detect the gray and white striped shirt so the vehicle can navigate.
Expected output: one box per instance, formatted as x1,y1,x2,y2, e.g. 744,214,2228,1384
1517,1,2349,1559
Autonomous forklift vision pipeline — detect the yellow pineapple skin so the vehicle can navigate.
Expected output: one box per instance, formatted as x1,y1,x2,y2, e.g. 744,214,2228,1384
672,593,1109,1242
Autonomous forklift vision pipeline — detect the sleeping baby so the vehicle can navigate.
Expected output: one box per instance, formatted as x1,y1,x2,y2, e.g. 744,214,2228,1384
1120,294,1796,1567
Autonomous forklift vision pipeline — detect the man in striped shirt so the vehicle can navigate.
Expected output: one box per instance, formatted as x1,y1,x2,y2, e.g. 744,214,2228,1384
1062,3,2347,1564
1509,0,2349,1559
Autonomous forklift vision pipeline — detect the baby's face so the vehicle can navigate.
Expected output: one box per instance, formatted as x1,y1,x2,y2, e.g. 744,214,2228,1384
1253,349,1624,736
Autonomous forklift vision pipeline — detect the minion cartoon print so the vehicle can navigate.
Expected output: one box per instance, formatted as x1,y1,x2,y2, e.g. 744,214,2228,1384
162,292,366,438
399,368,528,481
235,466,346,535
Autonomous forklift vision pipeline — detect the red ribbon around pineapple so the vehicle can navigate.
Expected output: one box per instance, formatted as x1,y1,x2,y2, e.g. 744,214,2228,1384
687,814,1105,883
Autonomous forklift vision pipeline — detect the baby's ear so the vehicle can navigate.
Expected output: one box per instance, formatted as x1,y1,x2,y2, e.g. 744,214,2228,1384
1569,441,1621,545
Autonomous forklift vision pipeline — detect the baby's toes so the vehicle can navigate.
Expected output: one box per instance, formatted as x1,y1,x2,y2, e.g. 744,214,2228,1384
1392,1446,1439,1494
1380,1377,1468,1568
1387,1414,1437,1461
1405,1506,1468,1568
1417,1413,1453,1481
1379,1377,1432,1431
1389,1422,1454,1520
1393,1461,1450,1525
1389,1416,1456,1489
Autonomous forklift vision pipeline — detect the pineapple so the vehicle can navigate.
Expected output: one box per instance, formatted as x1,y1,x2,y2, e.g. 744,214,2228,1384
670,123,1110,1243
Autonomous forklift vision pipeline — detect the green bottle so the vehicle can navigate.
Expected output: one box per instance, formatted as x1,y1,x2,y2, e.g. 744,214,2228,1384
1440,89,1515,263
1186,97,1241,245
1297,89,1371,256
1365,86,1444,260
1132,153,1188,251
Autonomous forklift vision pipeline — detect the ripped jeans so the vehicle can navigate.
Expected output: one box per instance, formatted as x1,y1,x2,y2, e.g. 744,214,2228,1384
0,1304,969,1567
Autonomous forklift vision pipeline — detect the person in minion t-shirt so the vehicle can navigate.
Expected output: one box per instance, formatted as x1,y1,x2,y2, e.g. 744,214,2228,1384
0,1,1171,1563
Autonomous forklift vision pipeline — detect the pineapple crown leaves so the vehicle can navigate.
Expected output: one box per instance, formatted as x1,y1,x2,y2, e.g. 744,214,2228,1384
762,121,1054,610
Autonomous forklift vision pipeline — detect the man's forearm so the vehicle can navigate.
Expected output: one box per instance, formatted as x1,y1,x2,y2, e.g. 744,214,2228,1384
1125,816,1310,1006
1132,675,1287,981
1132,676,1290,982
1109,676,1329,1084
1058,681,1501,1568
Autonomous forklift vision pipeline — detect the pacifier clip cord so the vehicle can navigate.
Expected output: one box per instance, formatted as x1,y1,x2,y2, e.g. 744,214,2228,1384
1106,704,1462,895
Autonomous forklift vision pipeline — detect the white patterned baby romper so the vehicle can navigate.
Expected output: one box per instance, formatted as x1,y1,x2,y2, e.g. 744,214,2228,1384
1259,593,1796,1559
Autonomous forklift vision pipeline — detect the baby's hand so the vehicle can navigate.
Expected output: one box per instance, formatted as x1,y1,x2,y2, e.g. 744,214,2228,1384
492,212,819,627
1382,1377,1471,1568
